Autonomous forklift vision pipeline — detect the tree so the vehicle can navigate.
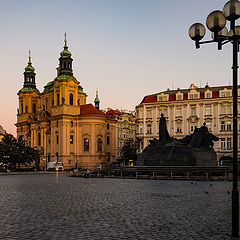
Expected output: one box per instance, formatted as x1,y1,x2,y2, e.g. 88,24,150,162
120,139,138,166
0,134,39,169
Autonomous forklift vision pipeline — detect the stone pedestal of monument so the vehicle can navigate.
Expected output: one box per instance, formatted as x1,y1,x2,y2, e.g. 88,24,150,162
137,144,217,167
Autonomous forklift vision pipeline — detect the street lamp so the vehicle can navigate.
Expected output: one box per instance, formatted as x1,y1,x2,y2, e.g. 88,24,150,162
189,0,240,237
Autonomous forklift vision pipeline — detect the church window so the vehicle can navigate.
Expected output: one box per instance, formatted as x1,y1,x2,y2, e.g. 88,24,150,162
70,93,73,105
45,99,48,110
56,135,59,144
57,121,59,128
57,93,60,105
107,136,110,145
38,133,41,146
97,138,102,152
84,138,89,151
70,135,74,144
21,103,23,113
107,124,110,130
71,121,73,127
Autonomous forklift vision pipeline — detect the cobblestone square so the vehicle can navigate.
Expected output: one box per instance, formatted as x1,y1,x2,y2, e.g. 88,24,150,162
0,174,234,239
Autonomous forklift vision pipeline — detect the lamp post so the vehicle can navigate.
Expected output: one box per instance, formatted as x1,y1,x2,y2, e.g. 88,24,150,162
189,1,240,237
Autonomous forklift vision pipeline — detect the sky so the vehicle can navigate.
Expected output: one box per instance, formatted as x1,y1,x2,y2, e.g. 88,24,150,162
0,0,237,135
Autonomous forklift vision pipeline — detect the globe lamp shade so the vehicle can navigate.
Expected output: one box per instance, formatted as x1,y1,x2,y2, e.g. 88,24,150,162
206,10,226,32
228,25,240,38
189,23,206,41
211,27,228,40
223,0,240,21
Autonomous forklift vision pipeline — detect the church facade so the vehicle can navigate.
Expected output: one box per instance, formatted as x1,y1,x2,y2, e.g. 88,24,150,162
16,35,116,170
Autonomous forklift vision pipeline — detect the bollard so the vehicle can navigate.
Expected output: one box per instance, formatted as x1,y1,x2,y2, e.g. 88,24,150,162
170,171,173,179
153,171,155,178
206,172,209,179
187,172,189,179
136,172,138,179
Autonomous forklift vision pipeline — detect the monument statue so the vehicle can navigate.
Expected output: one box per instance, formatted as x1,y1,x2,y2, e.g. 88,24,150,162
159,113,171,145
137,114,219,166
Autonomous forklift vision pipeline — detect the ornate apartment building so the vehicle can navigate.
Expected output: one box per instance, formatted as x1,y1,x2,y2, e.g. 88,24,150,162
136,83,240,163
106,109,136,163
15,35,116,170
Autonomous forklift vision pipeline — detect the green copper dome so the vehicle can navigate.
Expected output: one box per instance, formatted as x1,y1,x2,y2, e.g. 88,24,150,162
25,60,35,72
94,97,100,103
60,47,71,58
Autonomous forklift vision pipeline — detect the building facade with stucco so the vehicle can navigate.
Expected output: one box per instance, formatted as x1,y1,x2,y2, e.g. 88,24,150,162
136,83,240,164
15,36,116,170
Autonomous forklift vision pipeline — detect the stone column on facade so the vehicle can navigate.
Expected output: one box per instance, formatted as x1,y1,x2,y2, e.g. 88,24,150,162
91,123,95,155
31,129,34,148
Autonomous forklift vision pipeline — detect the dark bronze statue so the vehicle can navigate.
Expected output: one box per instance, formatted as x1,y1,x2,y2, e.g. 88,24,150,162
159,113,171,145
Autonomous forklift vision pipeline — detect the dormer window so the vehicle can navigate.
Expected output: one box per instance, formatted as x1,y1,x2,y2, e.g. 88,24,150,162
176,91,183,101
158,93,169,102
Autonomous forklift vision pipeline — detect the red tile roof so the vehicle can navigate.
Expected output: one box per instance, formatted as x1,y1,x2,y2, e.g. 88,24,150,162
106,109,122,115
141,95,157,104
80,104,106,116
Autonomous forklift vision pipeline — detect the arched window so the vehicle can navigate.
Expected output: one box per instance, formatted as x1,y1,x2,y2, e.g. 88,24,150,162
97,138,102,152
32,103,36,114
84,138,89,152
57,93,60,105
69,93,73,105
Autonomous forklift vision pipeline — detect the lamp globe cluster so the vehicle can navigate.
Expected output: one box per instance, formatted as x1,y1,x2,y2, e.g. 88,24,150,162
189,0,240,44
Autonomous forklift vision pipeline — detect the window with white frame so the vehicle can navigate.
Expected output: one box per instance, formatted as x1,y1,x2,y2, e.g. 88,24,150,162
226,91,231,97
177,95,182,100
205,92,211,98
221,92,225,97
227,137,232,149
221,121,225,131
176,108,182,117
221,105,226,114
176,124,182,133
146,109,152,118
190,125,195,133
206,106,212,115
147,124,152,134
191,106,196,116
226,105,232,114
227,121,231,131
221,138,226,150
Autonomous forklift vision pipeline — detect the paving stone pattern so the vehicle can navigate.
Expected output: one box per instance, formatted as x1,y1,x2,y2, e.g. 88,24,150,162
0,175,234,239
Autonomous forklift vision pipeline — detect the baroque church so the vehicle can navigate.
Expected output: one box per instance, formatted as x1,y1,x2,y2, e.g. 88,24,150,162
16,35,116,170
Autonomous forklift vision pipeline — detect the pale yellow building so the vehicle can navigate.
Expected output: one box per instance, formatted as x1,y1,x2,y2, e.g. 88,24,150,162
16,36,116,170
136,83,240,163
